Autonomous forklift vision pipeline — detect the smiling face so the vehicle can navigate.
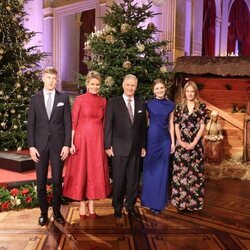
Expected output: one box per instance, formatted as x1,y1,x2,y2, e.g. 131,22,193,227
185,85,196,101
43,73,57,91
123,78,137,98
153,83,166,99
86,78,101,94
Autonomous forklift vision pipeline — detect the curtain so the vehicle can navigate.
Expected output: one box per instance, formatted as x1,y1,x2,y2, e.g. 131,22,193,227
227,0,250,56
79,9,95,75
202,0,216,56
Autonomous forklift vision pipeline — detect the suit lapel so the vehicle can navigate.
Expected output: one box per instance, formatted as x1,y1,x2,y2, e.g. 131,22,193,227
119,96,133,124
133,98,139,123
38,91,49,120
50,91,60,119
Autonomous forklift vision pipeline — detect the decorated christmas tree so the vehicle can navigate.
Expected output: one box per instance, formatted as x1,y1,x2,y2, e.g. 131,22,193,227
0,0,44,151
81,0,173,99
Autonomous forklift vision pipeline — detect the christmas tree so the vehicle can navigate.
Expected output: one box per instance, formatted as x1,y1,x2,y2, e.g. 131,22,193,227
81,0,173,99
0,0,44,151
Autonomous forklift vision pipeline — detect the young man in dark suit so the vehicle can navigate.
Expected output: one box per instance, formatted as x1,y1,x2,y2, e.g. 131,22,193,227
27,67,71,226
104,74,147,218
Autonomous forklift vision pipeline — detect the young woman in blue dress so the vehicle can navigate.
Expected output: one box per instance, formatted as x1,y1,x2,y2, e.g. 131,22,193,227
141,79,175,214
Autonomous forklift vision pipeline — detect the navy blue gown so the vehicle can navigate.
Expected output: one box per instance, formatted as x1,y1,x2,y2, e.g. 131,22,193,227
141,98,175,211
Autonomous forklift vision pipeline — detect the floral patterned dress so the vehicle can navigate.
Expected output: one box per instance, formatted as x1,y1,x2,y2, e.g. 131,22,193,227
171,103,208,211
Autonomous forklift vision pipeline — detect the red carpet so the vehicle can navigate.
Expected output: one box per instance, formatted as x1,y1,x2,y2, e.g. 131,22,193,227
0,150,67,186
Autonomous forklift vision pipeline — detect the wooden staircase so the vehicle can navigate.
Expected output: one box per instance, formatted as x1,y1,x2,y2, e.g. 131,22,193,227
192,77,249,160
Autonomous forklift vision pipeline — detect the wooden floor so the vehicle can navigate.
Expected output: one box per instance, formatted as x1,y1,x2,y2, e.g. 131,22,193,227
0,179,250,250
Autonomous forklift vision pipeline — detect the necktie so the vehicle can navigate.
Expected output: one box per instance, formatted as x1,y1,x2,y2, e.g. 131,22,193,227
127,98,134,123
46,92,52,119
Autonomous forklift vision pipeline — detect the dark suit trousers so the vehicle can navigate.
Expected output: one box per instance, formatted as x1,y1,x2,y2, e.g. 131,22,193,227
35,142,64,215
112,152,140,212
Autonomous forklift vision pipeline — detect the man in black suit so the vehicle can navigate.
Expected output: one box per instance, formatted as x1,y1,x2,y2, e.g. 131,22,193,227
27,67,71,226
104,74,147,218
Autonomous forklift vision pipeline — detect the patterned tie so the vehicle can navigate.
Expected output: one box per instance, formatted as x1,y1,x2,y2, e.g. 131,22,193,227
127,98,134,123
46,92,52,119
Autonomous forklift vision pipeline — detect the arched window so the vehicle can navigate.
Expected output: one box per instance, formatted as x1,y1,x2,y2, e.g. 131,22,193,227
202,0,216,56
227,0,250,56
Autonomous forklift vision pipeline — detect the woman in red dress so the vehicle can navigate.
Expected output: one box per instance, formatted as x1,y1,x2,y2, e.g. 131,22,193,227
63,71,110,219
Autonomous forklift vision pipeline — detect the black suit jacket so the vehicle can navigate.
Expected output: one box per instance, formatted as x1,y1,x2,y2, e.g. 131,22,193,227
104,96,147,156
27,90,71,153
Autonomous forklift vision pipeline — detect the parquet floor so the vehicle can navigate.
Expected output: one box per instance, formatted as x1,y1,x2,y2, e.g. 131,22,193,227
0,179,250,250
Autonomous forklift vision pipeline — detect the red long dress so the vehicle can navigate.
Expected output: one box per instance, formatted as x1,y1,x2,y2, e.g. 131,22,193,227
63,92,111,200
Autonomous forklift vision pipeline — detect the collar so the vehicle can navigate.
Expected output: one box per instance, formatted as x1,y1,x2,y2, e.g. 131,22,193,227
43,89,56,95
123,94,134,102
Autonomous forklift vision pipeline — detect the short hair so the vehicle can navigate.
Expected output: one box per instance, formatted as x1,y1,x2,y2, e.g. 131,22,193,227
123,74,138,85
43,67,58,75
86,71,102,85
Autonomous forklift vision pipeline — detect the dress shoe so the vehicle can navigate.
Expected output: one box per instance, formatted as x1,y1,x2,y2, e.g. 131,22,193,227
53,212,65,224
38,215,48,226
89,213,98,219
150,209,161,214
114,210,122,219
126,208,139,218
79,214,87,220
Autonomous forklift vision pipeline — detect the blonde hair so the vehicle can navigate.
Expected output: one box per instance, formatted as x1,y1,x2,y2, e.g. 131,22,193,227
181,81,200,111
123,74,138,85
86,71,102,85
152,78,168,99
43,67,57,75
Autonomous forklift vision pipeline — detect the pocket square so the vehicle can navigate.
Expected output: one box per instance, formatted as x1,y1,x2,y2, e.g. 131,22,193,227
137,110,142,113
57,102,64,107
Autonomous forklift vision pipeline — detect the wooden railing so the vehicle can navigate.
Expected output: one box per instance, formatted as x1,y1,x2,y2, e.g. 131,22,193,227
200,98,243,131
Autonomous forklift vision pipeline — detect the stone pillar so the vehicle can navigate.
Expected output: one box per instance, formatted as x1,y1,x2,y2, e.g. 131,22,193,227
43,8,54,68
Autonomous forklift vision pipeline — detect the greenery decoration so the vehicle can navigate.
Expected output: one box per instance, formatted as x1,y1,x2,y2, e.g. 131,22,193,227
0,0,44,150
0,184,52,212
80,0,174,100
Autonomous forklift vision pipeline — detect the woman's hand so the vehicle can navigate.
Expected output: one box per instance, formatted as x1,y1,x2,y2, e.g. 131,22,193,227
70,144,76,154
170,143,175,154
186,142,196,150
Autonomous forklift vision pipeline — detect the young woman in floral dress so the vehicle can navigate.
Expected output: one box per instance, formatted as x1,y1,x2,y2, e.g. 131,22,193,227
171,81,208,213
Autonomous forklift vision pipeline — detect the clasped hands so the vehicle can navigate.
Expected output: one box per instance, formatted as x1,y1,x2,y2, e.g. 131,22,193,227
179,141,196,150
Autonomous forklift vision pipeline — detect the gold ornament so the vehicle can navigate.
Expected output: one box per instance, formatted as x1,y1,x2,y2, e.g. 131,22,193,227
121,23,130,33
104,76,114,87
106,35,116,44
136,41,145,52
123,61,132,69
160,65,168,73
11,109,16,114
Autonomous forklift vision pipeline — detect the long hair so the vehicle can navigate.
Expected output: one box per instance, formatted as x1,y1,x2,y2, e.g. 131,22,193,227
181,81,200,112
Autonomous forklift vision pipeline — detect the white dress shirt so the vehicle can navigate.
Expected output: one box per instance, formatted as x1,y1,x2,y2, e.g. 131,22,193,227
43,89,55,110
123,94,135,116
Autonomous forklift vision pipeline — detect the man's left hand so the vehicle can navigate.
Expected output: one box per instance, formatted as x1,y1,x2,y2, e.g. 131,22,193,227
141,148,146,157
60,146,70,161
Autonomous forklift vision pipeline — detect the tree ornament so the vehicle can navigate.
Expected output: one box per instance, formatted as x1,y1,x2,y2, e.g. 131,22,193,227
160,65,168,73
1,122,6,128
0,91,3,96
105,76,114,86
136,41,145,52
11,109,16,114
147,22,156,31
121,23,130,33
103,24,114,33
24,87,28,91
13,125,18,129
106,35,116,44
17,94,22,99
16,82,21,88
123,60,132,69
